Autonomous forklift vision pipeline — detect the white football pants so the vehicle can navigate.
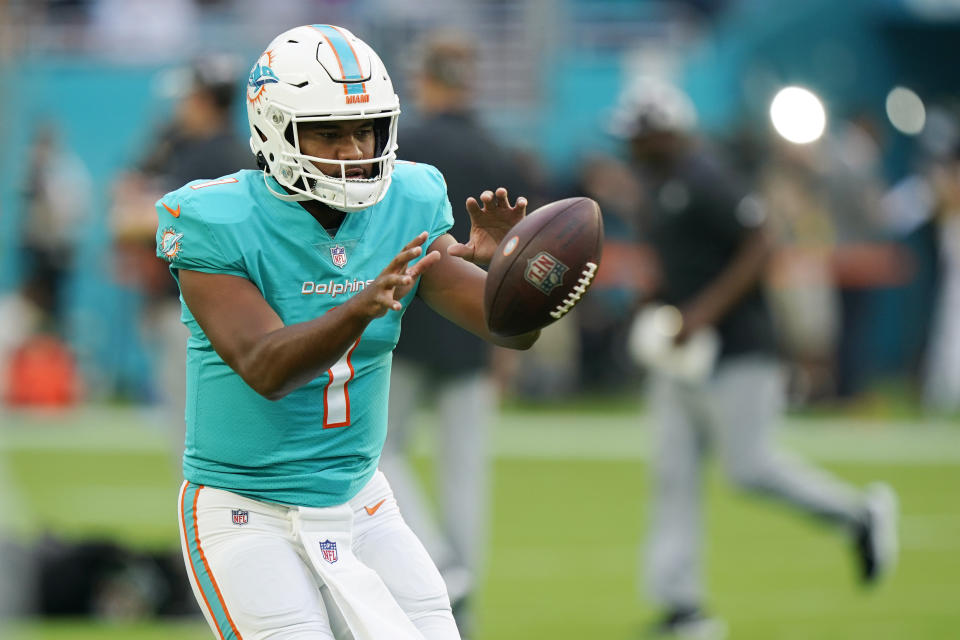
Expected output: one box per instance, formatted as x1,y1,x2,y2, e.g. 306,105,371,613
177,470,460,640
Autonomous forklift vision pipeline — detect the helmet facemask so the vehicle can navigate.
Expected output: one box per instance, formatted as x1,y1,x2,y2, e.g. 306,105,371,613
260,105,398,212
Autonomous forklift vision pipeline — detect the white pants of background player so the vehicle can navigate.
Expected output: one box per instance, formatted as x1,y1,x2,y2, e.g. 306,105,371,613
178,470,460,640
645,355,867,610
379,360,496,605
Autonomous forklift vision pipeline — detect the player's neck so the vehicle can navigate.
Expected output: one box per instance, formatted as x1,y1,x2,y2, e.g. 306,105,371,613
300,199,347,236
280,181,347,235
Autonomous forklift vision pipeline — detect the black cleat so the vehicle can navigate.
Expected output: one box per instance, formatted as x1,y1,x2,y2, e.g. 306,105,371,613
646,608,728,639
854,483,899,585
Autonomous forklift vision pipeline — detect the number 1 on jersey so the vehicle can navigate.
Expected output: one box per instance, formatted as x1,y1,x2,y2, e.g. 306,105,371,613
323,339,360,428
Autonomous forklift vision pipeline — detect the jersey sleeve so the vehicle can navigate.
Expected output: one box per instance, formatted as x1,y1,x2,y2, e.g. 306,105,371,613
155,190,247,278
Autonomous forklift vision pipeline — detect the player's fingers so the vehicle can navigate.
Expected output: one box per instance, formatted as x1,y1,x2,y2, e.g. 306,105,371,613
446,242,474,260
495,187,510,208
397,245,423,265
515,196,528,212
402,230,429,250
384,245,422,274
465,197,485,222
407,250,441,277
378,273,413,290
479,190,495,210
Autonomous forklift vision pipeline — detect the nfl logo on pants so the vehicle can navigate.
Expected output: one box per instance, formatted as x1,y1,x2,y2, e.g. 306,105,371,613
232,509,248,526
319,539,338,564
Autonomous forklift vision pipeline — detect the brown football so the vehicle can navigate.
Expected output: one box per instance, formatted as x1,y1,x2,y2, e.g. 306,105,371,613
484,197,604,337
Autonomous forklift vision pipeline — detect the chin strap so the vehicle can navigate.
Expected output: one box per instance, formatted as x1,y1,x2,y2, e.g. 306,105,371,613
262,171,313,202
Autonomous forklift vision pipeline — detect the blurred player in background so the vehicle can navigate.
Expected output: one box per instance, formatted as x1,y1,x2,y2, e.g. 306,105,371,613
919,140,960,411
111,55,254,456
18,121,92,334
157,25,537,640
379,32,525,636
614,79,900,639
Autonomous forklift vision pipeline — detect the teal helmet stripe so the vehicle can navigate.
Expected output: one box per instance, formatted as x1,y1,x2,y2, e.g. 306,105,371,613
312,24,364,81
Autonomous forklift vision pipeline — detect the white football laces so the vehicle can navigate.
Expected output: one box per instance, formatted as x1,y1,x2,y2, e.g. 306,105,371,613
550,261,598,319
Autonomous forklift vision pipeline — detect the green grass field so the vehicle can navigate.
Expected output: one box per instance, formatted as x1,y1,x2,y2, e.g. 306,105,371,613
1,404,958,639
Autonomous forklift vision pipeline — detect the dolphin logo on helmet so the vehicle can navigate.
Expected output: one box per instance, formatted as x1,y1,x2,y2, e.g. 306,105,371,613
247,50,279,106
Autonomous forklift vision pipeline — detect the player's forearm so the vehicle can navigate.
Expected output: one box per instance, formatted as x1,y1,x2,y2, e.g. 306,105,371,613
420,264,539,350
237,300,372,400
682,229,772,329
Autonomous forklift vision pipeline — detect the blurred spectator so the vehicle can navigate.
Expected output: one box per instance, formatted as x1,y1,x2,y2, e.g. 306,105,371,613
87,0,198,61
18,121,92,333
759,139,842,403
820,115,892,401
140,54,252,189
378,31,526,637
109,54,254,457
760,118,914,406
612,78,899,638
0,122,89,408
918,140,960,412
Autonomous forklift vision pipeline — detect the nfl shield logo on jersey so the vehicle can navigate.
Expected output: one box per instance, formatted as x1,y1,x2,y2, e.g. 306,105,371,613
231,509,249,526
319,539,338,564
330,245,347,268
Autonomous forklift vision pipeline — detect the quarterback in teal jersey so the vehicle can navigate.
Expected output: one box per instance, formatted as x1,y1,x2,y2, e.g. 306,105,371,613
157,25,537,640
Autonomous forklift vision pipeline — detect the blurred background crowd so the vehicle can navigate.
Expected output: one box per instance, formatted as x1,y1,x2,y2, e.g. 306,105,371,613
2,0,959,414
0,0,959,637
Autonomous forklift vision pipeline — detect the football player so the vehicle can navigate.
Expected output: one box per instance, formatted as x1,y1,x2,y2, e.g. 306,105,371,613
158,25,537,640
614,79,899,638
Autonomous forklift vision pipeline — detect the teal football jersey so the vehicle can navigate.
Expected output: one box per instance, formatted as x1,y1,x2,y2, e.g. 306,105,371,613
155,164,453,507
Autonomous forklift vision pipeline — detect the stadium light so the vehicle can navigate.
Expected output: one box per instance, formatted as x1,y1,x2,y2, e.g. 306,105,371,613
886,86,925,135
769,86,827,144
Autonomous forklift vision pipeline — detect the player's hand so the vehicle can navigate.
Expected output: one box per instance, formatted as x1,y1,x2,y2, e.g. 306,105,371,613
673,304,710,345
449,187,527,266
355,232,440,319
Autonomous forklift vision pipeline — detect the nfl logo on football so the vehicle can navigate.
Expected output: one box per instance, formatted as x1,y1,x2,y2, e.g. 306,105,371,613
319,539,338,564
524,251,568,295
330,245,347,268
231,509,249,526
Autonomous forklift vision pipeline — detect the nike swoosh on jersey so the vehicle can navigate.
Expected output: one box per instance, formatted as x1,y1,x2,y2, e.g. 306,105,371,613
162,202,181,218
364,499,386,516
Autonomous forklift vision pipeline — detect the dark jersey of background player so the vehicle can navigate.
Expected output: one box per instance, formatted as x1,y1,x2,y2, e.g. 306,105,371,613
394,111,526,372
393,40,527,374
641,146,777,359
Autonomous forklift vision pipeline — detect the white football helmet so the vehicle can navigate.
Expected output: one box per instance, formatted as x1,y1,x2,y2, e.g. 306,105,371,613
607,76,696,139
246,25,400,211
